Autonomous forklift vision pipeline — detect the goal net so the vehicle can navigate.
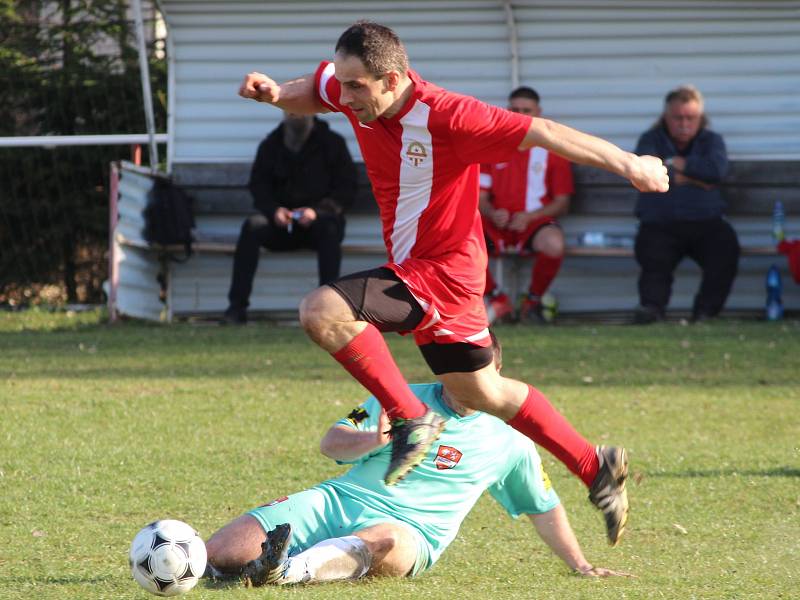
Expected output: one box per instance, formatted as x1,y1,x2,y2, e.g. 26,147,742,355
1,0,166,306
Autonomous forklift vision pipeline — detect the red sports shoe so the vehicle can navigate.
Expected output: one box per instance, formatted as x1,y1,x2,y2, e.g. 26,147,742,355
485,292,514,325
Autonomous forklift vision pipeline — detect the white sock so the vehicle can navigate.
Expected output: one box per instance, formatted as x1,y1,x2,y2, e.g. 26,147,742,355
277,536,371,585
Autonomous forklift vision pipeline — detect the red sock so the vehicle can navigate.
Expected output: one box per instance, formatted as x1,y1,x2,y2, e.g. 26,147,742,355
332,325,426,420
530,253,563,297
508,386,599,487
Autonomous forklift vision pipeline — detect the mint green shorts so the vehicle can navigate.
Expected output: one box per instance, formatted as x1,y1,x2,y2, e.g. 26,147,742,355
247,483,431,576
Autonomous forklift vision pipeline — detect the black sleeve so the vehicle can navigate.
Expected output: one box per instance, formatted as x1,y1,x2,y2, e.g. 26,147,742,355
248,136,280,219
315,133,357,214
634,130,659,157
683,132,729,184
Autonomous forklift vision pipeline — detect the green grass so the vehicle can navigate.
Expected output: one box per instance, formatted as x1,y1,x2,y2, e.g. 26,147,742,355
1,308,798,599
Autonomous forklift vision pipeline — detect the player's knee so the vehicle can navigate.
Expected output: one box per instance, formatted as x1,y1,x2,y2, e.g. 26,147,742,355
359,527,414,578
538,234,565,257
299,287,331,332
205,531,245,573
243,213,269,232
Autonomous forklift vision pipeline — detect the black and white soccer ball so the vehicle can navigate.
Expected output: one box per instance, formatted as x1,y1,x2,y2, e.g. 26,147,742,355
129,519,207,596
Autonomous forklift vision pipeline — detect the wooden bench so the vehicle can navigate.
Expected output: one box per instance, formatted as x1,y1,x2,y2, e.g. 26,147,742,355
111,160,799,321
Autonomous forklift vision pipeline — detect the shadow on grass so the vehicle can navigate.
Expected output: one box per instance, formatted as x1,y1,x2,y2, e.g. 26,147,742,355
201,577,245,591
0,575,112,585
648,467,800,478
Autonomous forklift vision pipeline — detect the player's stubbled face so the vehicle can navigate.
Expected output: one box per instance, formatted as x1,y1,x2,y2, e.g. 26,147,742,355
664,99,703,146
334,53,392,122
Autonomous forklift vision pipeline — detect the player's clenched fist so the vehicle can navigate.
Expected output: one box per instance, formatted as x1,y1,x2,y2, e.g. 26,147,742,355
239,72,281,104
628,154,669,194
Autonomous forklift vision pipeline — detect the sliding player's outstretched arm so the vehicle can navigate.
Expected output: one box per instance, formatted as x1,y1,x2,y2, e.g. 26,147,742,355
238,71,327,114
528,505,633,578
520,117,668,194
320,406,391,462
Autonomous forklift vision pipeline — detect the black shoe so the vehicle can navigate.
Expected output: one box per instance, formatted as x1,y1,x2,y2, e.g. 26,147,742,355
690,311,715,324
588,446,629,546
384,408,446,486
633,304,663,325
241,523,292,587
220,306,247,325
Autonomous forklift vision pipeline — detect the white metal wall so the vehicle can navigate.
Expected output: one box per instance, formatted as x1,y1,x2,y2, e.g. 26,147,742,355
161,0,800,166
514,0,800,159
160,0,510,165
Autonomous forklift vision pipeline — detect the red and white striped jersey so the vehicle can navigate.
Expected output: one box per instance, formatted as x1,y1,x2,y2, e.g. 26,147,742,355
314,61,530,301
480,148,574,214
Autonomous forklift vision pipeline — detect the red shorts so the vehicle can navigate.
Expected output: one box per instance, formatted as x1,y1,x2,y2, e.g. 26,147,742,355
387,258,491,348
482,215,558,255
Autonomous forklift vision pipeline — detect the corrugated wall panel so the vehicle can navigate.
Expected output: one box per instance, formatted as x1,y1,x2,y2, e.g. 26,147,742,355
114,164,164,321
514,0,800,157
161,0,511,164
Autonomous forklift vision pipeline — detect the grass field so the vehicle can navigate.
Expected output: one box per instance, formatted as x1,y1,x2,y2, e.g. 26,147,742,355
1,309,798,599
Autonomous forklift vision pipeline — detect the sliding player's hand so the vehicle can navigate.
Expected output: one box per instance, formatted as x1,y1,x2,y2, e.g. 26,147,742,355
576,565,635,578
377,410,392,447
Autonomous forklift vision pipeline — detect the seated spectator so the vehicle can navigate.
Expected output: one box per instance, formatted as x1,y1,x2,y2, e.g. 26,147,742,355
223,112,356,324
633,85,738,324
479,87,574,324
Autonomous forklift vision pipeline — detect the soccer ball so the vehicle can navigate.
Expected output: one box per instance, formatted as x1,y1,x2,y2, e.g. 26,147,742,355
129,519,207,596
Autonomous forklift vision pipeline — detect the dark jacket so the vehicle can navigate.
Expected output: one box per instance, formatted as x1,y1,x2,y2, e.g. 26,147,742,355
634,125,729,223
249,119,357,222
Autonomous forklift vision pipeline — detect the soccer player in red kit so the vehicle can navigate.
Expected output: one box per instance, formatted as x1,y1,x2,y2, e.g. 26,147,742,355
481,87,573,323
239,20,668,546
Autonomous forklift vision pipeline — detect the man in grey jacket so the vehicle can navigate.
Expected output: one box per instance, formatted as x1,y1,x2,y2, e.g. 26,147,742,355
633,85,738,323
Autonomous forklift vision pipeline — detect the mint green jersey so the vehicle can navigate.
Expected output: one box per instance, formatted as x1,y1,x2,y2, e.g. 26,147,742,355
323,383,559,565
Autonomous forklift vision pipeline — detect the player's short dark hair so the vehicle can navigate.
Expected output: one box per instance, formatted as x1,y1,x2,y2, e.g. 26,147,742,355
509,86,540,103
489,329,502,370
335,20,409,77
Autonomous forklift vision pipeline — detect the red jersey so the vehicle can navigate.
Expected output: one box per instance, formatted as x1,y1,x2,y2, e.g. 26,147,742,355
480,147,574,214
315,61,530,345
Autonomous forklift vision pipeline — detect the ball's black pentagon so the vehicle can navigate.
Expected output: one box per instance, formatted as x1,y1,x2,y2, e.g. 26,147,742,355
153,576,173,592
138,557,152,575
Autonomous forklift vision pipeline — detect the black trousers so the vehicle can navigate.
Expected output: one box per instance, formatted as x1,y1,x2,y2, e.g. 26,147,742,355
635,218,740,317
227,213,345,309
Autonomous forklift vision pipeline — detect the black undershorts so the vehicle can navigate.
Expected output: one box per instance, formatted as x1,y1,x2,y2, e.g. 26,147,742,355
328,267,493,374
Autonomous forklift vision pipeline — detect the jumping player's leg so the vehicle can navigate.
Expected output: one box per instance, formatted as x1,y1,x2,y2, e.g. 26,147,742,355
421,336,628,546
299,274,426,421
299,268,446,484
432,360,598,486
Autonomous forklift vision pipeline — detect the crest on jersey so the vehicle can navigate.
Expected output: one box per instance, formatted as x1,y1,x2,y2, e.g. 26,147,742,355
532,160,545,174
406,141,428,167
434,445,463,470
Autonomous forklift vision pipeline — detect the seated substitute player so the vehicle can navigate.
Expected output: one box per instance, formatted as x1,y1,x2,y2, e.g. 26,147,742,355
204,337,632,585
480,86,574,324
239,20,669,545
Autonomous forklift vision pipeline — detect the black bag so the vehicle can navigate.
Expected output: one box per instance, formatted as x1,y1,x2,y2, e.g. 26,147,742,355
143,176,195,260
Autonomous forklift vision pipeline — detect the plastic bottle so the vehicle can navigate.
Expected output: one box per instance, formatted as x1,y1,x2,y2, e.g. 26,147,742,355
577,232,634,248
772,200,785,243
765,264,783,321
